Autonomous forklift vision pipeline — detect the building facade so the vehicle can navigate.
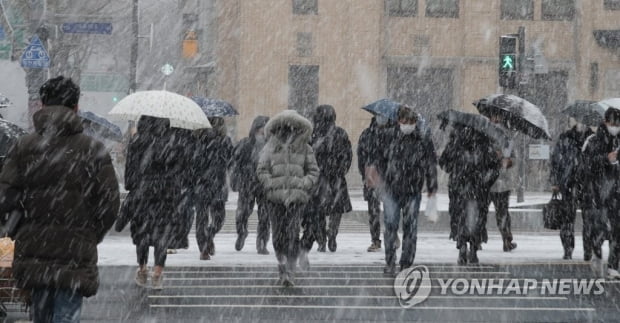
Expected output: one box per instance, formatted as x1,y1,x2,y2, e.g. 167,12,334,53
212,0,620,189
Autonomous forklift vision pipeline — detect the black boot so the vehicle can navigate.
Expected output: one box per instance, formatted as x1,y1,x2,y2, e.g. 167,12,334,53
503,238,517,252
458,245,468,265
563,248,573,260
328,236,337,252
468,243,479,264
235,232,247,251
256,239,270,255
383,263,396,276
277,264,286,285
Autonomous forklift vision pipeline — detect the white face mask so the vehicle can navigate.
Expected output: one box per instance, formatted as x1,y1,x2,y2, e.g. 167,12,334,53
607,125,620,136
575,123,588,132
399,124,416,135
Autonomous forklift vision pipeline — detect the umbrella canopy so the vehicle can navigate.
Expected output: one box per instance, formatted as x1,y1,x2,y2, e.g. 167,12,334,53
594,98,620,113
437,109,510,149
109,90,211,130
190,97,238,117
562,100,604,127
78,110,123,142
474,94,551,140
361,98,401,121
0,119,27,158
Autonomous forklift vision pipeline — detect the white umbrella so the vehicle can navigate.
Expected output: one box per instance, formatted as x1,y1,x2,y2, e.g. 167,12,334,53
109,90,211,130
594,98,620,112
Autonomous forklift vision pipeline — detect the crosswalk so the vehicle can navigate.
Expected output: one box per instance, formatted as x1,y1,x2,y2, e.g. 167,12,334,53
146,263,605,322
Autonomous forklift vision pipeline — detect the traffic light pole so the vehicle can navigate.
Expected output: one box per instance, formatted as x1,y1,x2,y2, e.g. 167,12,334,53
129,0,138,94
516,26,526,203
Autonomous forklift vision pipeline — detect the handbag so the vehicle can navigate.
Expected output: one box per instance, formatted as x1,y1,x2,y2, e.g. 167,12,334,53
542,192,570,230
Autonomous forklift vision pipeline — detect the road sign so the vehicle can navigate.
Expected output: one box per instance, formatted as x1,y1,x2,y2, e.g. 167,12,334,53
20,36,50,68
61,22,113,35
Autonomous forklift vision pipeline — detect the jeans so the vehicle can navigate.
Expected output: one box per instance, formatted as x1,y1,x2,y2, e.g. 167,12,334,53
382,193,421,268
31,288,83,323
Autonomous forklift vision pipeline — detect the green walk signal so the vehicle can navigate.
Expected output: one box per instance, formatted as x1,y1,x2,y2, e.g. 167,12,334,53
502,55,515,70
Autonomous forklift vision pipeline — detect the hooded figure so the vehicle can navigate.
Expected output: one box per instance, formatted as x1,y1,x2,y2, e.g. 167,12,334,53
550,121,595,260
257,110,319,287
192,117,233,260
357,116,395,252
120,115,186,289
439,125,501,265
582,107,620,280
229,115,271,254
300,104,352,257
0,76,119,321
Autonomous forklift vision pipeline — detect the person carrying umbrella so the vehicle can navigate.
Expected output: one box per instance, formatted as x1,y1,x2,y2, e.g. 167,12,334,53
257,110,319,287
357,115,396,252
299,104,352,260
550,117,595,260
439,124,502,264
192,116,233,260
582,107,620,280
370,105,437,275
229,115,270,255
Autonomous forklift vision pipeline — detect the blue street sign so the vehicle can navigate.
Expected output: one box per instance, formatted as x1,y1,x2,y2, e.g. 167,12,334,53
61,22,113,35
20,35,50,68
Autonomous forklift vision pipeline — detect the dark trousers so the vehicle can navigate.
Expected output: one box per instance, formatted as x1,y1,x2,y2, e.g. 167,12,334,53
137,242,167,267
195,199,226,253
300,210,343,251
268,201,303,271
235,189,270,249
382,193,421,267
488,191,513,242
367,189,382,243
609,211,620,270
31,288,83,323
559,193,578,253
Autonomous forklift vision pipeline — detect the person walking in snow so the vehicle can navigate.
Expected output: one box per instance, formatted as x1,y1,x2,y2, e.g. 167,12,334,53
257,110,319,286
230,115,271,255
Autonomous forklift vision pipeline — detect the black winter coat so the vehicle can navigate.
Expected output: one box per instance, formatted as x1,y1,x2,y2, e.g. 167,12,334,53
582,124,620,211
376,126,438,208
439,126,501,244
122,116,186,247
550,126,594,207
0,106,120,297
192,128,233,202
229,116,269,194
357,118,395,201
311,106,352,214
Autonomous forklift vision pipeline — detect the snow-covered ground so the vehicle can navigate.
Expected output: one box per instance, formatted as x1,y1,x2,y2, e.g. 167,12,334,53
98,232,609,267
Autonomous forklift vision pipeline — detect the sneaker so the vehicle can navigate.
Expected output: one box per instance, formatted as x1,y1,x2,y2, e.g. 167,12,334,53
328,237,337,252
457,245,467,265
317,244,326,252
151,274,164,290
367,241,381,252
468,244,479,264
257,247,270,255
166,249,177,254
282,273,295,287
395,236,401,250
584,251,592,262
383,264,396,276
134,268,148,287
200,251,210,260
503,239,517,252
608,268,620,280
563,249,573,260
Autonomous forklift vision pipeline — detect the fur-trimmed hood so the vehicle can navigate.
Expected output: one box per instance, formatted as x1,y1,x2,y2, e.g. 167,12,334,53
264,110,313,146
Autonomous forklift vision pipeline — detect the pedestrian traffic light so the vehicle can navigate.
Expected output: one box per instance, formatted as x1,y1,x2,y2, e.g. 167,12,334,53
499,36,518,88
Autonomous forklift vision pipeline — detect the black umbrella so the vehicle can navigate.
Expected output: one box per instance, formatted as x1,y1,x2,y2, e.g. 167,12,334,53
191,97,239,117
78,110,123,142
474,94,551,140
562,100,604,127
0,119,27,158
437,109,511,149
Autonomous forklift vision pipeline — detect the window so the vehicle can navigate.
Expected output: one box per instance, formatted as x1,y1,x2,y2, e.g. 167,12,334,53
292,0,318,15
604,0,620,10
541,0,575,21
296,32,313,57
500,0,534,20
425,0,459,18
386,0,418,17
288,65,319,118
